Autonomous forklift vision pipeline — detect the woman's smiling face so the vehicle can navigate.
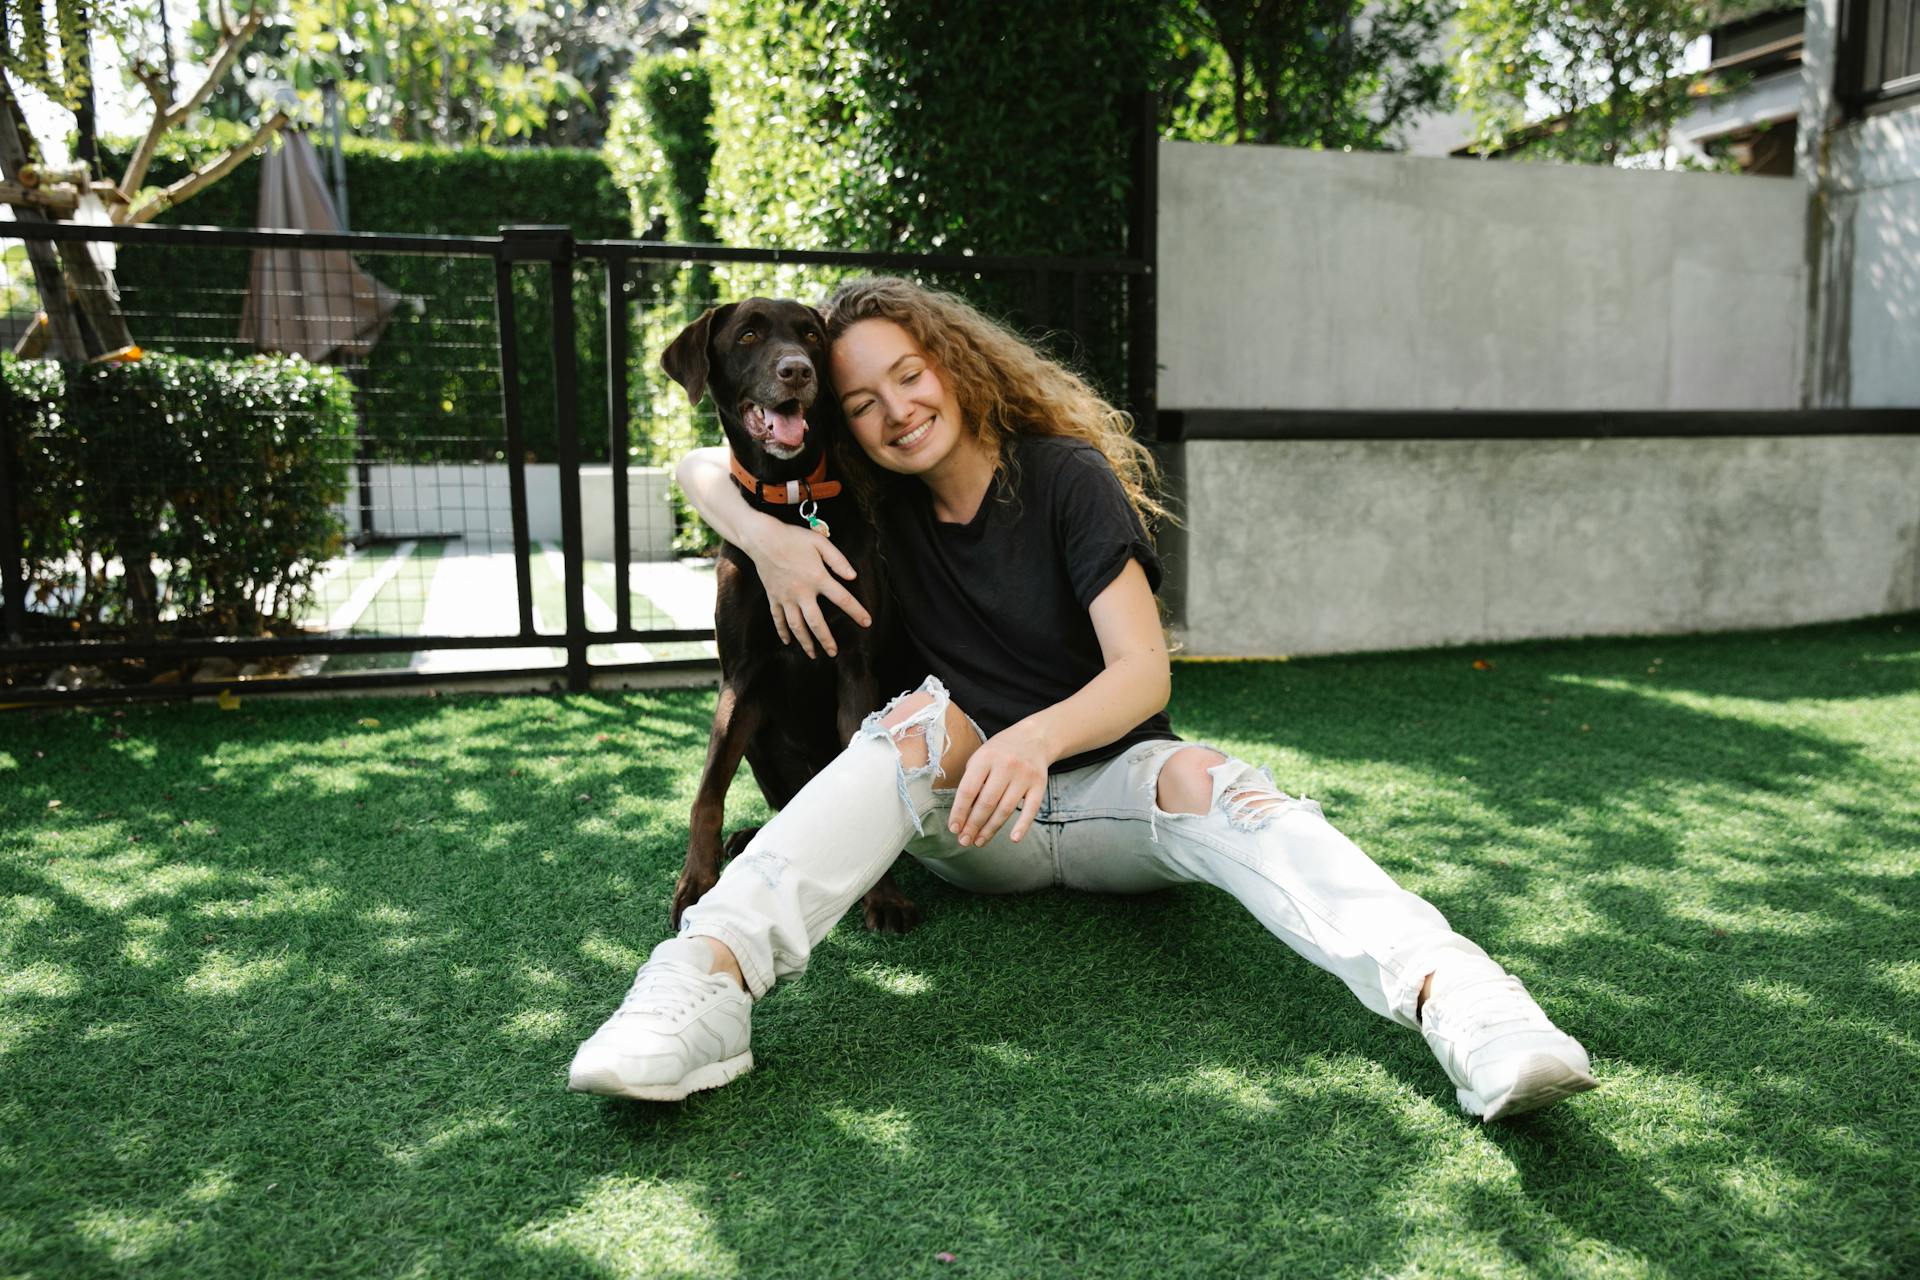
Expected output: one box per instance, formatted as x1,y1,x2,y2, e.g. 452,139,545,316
832,318,969,477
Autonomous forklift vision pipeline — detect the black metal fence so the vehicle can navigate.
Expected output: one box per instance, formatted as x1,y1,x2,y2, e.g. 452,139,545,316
0,218,1153,706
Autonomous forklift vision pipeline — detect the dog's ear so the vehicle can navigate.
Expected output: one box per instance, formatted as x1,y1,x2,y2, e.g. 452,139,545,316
661,304,737,405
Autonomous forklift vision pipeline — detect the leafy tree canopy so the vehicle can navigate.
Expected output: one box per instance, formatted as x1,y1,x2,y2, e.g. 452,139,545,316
1159,0,1457,150
1455,0,1716,165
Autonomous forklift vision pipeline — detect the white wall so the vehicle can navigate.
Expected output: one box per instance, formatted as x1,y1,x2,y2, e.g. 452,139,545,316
1157,139,1809,412
330,463,677,560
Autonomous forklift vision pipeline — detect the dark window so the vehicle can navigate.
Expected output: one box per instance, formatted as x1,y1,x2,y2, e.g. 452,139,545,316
1842,0,1920,112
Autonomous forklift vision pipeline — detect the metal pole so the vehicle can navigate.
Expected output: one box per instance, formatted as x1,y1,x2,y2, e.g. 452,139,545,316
1125,88,1159,442
494,239,536,639
606,260,633,636
0,375,28,646
540,229,590,691
329,0,349,230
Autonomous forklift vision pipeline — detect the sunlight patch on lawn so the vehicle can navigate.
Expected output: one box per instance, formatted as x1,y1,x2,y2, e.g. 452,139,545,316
360,904,417,927
501,1007,569,1041
827,1105,915,1158
1165,1064,1282,1116
121,915,169,968
38,851,220,913
1,960,80,1000
0,1009,48,1056
517,1177,738,1280
183,1166,237,1205
581,931,646,972
1873,959,1920,997
2,893,55,931
70,1206,191,1265
1736,977,1816,1009
181,950,290,997
451,787,493,814
386,1108,516,1169
193,882,337,921
852,964,932,997
1581,1065,1746,1157
972,1041,1036,1069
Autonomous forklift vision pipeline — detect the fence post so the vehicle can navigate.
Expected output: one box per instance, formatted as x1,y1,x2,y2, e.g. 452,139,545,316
504,225,591,692
606,259,633,636
494,233,537,640
1125,89,1159,443
0,382,26,647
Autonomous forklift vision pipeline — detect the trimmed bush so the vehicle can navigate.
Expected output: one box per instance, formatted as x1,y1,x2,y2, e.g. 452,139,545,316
4,352,357,636
699,0,1157,407
704,0,1159,259
606,49,725,550
609,50,717,244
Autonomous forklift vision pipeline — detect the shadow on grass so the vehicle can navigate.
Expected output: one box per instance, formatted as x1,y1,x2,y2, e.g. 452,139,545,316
1,614,1916,1277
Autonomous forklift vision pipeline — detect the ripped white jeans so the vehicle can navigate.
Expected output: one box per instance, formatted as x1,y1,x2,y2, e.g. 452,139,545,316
676,675,1489,1028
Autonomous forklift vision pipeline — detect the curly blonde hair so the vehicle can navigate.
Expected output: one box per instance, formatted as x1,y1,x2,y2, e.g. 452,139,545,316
822,276,1169,534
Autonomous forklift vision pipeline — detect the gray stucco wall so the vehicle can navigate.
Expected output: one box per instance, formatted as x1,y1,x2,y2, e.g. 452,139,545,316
1824,109,1920,407
1157,140,1810,413
1174,436,1920,656
1797,0,1920,409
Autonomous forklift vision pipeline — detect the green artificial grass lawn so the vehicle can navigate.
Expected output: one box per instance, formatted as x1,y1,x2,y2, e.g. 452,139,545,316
3,616,1917,1279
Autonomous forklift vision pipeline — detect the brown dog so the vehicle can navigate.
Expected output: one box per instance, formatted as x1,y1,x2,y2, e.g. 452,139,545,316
660,299,920,935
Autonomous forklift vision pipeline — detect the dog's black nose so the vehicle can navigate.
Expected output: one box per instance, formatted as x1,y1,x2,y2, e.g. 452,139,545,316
776,356,815,388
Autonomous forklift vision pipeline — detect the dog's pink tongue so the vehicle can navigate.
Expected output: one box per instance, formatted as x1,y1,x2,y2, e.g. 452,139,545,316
768,408,807,449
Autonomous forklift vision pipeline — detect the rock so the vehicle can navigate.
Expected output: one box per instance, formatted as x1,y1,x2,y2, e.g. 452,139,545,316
192,657,240,682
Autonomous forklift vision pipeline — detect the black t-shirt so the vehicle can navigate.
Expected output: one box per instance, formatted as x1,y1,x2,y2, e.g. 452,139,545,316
875,431,1179,774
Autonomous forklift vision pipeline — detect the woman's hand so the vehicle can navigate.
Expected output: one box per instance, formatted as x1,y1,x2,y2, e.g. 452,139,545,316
745,519,872,659
947,720,1053,847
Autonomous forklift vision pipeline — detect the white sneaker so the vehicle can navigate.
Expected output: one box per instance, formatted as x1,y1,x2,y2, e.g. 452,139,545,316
1420,966,1598,1121
568,937,753,1101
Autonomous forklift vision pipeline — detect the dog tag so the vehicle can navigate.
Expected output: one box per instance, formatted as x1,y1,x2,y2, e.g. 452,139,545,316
799,499,830,539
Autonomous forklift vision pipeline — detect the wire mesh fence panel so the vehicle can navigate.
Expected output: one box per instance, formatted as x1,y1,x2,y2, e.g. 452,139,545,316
1,225,1146,703
0,226,551,693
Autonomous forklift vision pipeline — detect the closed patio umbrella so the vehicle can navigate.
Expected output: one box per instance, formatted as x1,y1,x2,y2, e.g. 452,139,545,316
238,129,397,361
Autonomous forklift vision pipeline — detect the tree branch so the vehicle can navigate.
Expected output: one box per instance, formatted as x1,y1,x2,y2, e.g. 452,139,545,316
173,6,266,126
0,179,78,212
118,6,267,200
123,109,287,225
130,59,171,109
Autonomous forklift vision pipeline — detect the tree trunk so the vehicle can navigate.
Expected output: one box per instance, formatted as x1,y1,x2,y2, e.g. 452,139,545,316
0,83,87,359
0,77,133,359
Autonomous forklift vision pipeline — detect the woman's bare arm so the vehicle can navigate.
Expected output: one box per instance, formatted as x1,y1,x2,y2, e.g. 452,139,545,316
674,447,873,657
946,558,1171,846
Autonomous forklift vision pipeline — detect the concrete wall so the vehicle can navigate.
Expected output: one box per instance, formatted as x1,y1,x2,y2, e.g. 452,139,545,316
1830,110,1920,406
1174,435,1920,656
1157,139,1809,412
1797,0,1920,408
330,463,677,561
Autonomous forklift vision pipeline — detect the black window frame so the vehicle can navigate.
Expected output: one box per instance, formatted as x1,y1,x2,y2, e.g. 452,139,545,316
1839,0,1920,115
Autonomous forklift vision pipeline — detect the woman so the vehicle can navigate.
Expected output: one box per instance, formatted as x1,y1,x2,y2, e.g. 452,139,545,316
568,278,1597,1120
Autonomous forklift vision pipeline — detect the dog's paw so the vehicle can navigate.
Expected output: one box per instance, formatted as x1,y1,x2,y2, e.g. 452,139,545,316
669,869,719,931
861,888,922,935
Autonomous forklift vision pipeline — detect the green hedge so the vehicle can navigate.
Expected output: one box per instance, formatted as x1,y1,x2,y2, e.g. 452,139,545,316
705,0,1158,258
605,50,726,550
4,352,357,635
608,50,716,244
95,133,631,465
700,0,1157,403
